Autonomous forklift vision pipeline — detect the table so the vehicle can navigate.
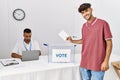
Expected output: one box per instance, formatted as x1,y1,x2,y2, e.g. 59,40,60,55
0,54,81,80
111,61,120,78
0,53,119,80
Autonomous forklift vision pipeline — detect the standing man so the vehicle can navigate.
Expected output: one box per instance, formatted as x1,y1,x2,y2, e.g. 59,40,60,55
11,28,41,58
67,3,112,80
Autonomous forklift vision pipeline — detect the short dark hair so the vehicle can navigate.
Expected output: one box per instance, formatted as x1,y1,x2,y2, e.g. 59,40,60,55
24,28,31,33
78,3,91,13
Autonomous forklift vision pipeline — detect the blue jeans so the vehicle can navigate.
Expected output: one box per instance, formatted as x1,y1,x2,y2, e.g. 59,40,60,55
80,67,105,80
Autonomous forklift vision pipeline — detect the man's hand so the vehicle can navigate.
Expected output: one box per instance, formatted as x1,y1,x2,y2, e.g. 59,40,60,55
11,53,22,59
101,61,109,71
66,36,73,43
66,36,82,44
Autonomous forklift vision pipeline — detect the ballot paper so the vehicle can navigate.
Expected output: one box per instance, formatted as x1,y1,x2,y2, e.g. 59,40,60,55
0,59,19,66
58,30,69,40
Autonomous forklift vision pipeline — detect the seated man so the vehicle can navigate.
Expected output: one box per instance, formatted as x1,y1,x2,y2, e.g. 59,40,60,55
11,28,41,58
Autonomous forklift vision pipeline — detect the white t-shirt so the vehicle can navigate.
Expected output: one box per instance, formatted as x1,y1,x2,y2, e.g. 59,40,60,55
12,40,40,55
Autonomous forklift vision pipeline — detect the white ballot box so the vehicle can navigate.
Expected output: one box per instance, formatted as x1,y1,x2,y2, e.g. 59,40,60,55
48,44,75,63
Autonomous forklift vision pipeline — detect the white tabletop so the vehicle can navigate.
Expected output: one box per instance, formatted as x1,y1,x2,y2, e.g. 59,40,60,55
0,54,81,80
0,53,119,80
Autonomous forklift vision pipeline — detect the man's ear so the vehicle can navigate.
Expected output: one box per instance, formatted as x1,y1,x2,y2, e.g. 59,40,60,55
23,33,25,37
90,8,93,11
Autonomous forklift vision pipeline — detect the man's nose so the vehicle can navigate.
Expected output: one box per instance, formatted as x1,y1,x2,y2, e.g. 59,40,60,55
83,13,87,17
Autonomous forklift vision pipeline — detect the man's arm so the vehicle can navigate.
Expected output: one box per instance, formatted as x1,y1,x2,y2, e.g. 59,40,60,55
39,50,41,56
11,42,22,58
67,36,82,44
101,39,112,71
11,53,22,58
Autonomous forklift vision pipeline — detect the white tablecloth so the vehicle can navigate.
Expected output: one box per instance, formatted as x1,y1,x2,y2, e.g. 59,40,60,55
0,54,81,80
0,53,119,80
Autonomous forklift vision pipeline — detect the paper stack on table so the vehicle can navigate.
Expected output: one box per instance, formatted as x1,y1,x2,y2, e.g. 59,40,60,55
0,59,19,66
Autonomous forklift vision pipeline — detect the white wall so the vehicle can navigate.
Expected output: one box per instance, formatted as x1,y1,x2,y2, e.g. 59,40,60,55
0,0,120,58
0,0,76,58
0,0,9,58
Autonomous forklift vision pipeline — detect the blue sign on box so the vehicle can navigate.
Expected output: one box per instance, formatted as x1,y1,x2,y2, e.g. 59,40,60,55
47,44,75,63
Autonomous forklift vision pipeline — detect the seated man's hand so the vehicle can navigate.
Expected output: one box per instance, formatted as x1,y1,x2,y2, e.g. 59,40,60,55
11,53,22,59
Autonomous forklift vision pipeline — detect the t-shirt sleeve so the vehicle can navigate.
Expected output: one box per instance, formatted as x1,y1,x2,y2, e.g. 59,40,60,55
103,21,112,40
12,43,19,53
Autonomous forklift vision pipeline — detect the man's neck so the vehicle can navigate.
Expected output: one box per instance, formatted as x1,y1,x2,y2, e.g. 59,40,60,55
87,16,95,23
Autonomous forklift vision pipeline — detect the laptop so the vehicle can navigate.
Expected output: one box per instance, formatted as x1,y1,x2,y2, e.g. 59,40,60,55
21,50,40,61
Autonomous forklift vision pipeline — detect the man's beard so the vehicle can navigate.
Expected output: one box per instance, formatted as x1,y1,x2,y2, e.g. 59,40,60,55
24,39,31,43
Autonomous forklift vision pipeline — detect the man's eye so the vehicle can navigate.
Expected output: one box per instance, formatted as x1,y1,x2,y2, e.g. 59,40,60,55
81,12,84,14
85,10,88,12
